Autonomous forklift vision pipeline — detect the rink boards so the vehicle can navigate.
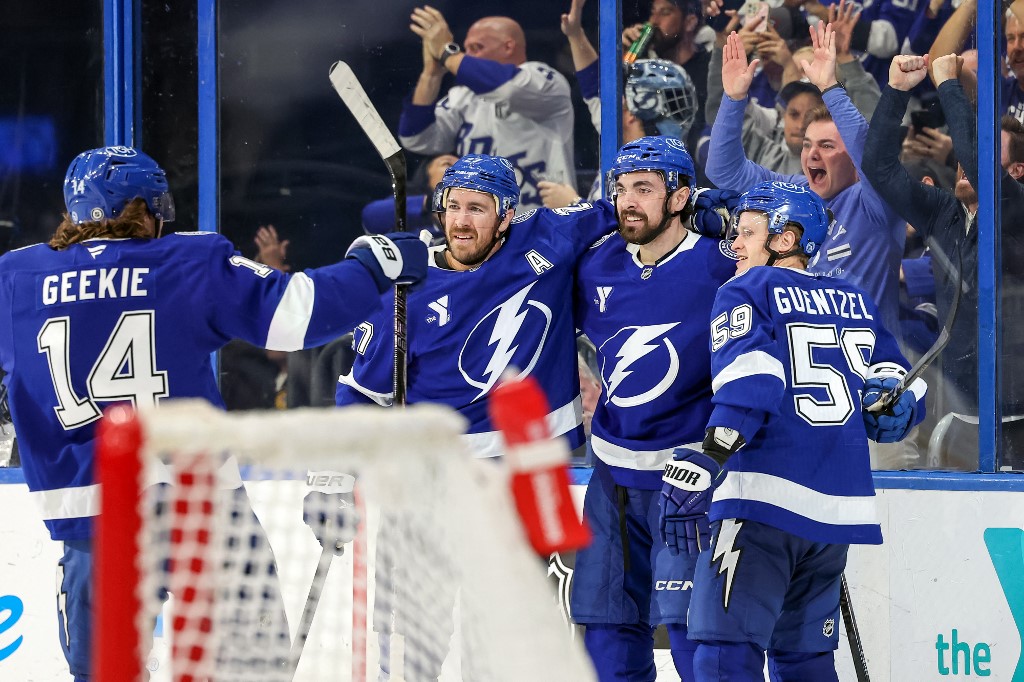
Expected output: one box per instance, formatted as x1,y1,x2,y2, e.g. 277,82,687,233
0,468,1022,681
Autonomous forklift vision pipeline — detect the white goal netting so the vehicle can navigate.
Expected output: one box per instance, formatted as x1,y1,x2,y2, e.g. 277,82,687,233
93,400,594,682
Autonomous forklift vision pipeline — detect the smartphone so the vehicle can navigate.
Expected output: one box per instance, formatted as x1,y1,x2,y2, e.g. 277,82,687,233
709,0,745,33
742,0,770,33
911,107,946,133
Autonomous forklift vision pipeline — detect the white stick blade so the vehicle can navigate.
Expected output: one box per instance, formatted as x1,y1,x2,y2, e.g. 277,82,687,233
329,61,402,159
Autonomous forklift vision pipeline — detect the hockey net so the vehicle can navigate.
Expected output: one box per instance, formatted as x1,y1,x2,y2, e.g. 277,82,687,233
93,400,594,681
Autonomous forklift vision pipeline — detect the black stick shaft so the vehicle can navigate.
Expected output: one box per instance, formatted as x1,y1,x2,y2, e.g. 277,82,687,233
388,152,408,406
288,545,334,678
840,573,871,682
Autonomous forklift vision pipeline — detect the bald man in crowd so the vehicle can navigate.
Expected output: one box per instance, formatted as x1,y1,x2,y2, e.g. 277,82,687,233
399,6,576,211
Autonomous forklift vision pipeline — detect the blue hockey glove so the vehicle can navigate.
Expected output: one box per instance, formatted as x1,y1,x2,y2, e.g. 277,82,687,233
689,188,743,239
660,448,722,556
303,471,360,555
345,232,428,292
862,376,918,443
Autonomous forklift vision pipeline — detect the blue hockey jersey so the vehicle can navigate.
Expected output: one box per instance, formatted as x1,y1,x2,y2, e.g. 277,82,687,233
706,266,925,545
574,230,738,490
0,233,386,541
337,202,620,457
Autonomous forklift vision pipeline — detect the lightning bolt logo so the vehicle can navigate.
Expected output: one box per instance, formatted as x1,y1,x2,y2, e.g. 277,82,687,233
459,281,552,399
601,324,679,408
711,518,744,610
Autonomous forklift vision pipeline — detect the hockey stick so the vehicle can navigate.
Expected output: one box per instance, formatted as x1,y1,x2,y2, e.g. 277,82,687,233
288,545,334,678
329,61,410,406
840,574,870,681
871,237,963,413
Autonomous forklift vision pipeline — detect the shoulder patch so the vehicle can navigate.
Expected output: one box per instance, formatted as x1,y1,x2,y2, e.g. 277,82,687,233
589,233,615,250
511,209,538,224
719,239,740,261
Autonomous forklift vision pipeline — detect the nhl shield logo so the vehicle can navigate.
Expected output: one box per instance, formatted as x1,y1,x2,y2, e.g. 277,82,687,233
823,618,835,637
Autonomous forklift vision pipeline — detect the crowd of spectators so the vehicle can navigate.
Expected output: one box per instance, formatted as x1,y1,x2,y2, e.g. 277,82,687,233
4,0,1019,473
344,0,1023,471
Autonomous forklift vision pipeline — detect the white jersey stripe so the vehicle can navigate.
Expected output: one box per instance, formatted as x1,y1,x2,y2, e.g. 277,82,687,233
31,484,100,520
462,395,582,459
266,272,315,351
714,470,878,526
592,436,703,471
711,350,786,394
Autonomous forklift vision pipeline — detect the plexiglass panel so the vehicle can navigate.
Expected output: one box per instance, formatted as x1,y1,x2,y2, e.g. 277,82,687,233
0,1,103,250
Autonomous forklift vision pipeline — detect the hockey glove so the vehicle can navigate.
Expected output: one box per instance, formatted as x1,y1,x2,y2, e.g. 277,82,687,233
345,232,429,292
660,448,722,556
862,376,918,443
689,188,743,239
303,471,360,555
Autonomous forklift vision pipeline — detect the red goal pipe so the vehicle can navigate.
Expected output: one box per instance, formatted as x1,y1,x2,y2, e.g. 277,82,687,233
94,405,144,681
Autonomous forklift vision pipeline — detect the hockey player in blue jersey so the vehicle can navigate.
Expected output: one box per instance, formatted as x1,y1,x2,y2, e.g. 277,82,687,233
337,153,621,456
659,181,925,681
337,152,622,679
0,146,427,681
570,136,739,682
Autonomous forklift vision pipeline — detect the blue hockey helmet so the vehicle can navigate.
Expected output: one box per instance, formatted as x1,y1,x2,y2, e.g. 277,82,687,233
625,59,698,142
63,146,175,225
432,154,520,216
731,181,831,257
606,136,696,200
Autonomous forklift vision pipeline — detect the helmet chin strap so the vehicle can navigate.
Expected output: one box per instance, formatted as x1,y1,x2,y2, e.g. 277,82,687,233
763,234,803,266
650,194,684,242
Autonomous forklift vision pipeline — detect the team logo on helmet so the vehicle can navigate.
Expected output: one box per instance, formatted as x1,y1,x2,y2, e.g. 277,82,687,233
90,208,105,221
106,146,137,157
666,139,687,152
770,181,803,192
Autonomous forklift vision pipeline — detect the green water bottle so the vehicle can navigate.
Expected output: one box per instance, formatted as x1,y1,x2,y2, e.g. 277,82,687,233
624,23,653,65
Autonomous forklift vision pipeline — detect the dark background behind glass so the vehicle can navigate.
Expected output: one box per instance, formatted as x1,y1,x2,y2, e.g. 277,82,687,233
0,1,103,251
142,0,646,270
6,1,650,264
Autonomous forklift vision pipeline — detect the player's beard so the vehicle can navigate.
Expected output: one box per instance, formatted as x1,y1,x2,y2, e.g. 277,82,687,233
445,219,505,269
617,207,670,246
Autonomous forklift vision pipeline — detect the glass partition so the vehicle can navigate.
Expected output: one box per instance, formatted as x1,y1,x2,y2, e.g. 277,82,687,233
123,0,1009,476
142,1,199,231
205,1,603,408
0,1,103,251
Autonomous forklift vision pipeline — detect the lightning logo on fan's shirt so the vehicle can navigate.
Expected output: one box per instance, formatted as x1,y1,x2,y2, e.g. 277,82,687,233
712,518,744,609
459,280,552,400
599,323,680,408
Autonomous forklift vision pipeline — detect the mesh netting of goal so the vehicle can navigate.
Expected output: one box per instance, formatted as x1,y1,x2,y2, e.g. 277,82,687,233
93,399,595,682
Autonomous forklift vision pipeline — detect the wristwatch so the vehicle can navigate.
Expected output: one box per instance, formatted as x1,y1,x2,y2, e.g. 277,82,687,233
438,42,462,66
822,81,846,95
